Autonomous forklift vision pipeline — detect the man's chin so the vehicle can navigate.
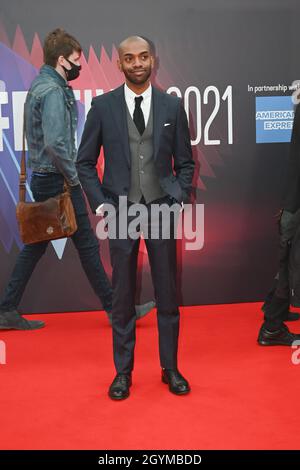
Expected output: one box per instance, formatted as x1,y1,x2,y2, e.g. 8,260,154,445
128,77,148,85
126,72,151,86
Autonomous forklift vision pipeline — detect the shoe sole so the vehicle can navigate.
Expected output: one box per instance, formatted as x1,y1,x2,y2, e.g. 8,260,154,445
0,324,45,331
258,340,293,346
108,392,130,401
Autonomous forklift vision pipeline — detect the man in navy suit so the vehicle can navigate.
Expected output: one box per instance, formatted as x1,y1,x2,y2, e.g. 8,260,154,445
77,36,195,399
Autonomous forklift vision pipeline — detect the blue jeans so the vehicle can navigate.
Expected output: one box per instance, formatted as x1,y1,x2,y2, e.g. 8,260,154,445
0,173,112,312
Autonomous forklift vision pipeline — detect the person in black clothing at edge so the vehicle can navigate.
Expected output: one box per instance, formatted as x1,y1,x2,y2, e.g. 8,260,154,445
258,101,300,345
0,29,154,332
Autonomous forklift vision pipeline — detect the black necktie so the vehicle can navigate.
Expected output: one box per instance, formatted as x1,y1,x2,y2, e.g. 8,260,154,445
133,96,145,135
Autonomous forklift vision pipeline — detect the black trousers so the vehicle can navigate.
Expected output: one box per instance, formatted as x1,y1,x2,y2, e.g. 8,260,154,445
263,210,297,330
108,196,181,374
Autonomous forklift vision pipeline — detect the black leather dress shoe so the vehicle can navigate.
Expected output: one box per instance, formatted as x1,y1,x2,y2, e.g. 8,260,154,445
108,374,132,400
0,310,45,330
258,323,300,346
162,369,191,395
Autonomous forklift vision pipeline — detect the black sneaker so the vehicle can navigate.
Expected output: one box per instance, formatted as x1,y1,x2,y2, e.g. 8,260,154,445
0,310,45,330
258,323,300,346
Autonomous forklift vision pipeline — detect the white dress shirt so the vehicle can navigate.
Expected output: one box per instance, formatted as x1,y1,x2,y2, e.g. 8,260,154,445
124,82,183,211
124,82,152,127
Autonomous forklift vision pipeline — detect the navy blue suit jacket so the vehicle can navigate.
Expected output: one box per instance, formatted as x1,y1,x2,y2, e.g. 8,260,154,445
76,84,195,212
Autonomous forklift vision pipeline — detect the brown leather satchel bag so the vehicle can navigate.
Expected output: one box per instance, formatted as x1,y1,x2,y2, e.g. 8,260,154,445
16,113,78,245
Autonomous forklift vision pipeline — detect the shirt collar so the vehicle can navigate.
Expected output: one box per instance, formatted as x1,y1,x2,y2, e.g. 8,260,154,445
40,64,69,88
124,82,152,102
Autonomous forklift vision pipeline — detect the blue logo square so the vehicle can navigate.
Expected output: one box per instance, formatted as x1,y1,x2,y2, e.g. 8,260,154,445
256,96,294,143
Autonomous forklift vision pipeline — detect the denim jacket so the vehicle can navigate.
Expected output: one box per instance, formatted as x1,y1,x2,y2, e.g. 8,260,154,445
25,65,79,186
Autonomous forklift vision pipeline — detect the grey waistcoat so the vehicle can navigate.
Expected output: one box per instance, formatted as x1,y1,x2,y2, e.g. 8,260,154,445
126,101,166,203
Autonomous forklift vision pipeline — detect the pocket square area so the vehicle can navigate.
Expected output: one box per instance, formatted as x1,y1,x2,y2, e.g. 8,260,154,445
164,123,171,127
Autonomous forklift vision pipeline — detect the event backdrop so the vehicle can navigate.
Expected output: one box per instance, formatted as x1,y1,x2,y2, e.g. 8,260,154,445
0,0,299,313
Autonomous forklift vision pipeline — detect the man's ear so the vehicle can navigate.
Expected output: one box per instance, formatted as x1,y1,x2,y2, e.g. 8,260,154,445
117,59,123,72
57,55,65,67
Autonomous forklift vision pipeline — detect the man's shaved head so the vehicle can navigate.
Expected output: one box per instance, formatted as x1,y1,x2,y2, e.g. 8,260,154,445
118,36,151,57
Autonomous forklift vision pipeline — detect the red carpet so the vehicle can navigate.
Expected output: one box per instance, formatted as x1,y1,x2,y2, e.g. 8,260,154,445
0,302,300,450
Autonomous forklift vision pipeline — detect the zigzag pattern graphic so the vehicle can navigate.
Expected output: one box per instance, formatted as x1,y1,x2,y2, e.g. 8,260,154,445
0,21,219,257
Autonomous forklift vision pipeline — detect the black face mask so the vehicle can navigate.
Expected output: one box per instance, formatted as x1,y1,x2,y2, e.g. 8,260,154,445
63,58,81,81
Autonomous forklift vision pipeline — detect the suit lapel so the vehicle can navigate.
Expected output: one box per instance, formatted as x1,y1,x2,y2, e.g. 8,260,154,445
152,86,167,160
110,85,131,167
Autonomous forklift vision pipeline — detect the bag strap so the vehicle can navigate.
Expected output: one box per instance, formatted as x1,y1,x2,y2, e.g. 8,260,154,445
63,181,70,193
19,104,27,203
